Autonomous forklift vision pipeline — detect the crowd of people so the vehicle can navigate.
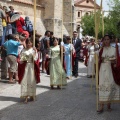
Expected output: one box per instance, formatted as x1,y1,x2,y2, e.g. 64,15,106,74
0,3,120,113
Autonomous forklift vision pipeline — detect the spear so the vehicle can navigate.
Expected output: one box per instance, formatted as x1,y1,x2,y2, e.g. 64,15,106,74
33,0,36,47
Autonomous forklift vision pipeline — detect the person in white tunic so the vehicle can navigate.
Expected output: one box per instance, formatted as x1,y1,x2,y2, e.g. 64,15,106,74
19,38,39,103
98,35,120,113
87,38,99,78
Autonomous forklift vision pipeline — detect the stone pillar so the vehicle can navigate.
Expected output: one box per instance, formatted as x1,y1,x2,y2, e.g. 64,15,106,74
43,0,62,38
63,0,76,36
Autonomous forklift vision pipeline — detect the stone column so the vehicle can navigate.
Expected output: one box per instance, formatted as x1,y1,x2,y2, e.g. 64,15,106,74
63,0,76,36
43,0,62,38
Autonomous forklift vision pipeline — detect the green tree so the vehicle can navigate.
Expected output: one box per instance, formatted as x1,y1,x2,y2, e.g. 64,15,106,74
81,14,95,37
81,13,103,38
108,0,120,37
81,0,120,38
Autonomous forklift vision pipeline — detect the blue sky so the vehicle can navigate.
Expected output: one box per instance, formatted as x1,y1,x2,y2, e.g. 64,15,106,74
96,0,109,11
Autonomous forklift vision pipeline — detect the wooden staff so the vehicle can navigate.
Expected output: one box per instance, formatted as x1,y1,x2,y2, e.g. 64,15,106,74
102,11,104,37
33,0,36,47
101,8,104,37
60,0,64,89
70,0,73,78
91,1,97,92
94,0,99,111
94,0,103,111
100,0,104,37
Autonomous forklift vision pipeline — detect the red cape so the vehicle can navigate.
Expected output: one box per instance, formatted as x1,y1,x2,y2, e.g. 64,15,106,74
18,60,40,84
99,45,120,86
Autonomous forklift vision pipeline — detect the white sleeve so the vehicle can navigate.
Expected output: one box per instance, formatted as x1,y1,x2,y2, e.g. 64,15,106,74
33,50,38,61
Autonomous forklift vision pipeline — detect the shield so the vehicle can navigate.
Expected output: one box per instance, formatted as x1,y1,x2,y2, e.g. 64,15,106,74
11,14,20,22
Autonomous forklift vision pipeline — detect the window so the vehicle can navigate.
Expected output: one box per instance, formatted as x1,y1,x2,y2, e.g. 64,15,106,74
78,11,81,18
86,12,89,15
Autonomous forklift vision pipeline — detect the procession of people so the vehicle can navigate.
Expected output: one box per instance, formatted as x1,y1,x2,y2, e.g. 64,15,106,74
0,3,120,113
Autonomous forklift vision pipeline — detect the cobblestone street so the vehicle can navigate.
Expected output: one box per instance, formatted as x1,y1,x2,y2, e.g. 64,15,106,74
0,62,120,120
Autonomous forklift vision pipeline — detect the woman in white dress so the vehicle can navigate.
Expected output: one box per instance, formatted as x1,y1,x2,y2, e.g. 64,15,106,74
87,38,99,78
98,35,120,113
18,38,40,103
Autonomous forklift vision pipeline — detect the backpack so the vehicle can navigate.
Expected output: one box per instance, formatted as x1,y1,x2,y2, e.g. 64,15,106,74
26,21,33,32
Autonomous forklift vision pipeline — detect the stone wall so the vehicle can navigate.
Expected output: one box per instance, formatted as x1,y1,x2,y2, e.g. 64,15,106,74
63,0,76,36
0,0,74,37
43,0,63,38
0,0,46,36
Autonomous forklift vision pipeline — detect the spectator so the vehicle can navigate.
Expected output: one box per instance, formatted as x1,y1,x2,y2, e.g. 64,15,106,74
50,31,54,47
1,6,7,45
15,17,25,33
3,34,24,84
0,3,6,46
9,6,21,34
18,34,26,55
40,30,50,73
24,16,33,35
5,7,12,36
72,31,82,77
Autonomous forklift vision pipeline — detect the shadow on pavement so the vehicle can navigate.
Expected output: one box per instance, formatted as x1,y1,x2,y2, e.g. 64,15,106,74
0,64,120,120
0,96,20,102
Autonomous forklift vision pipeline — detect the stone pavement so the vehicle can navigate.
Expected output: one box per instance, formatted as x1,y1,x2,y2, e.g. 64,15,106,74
0,62,120,120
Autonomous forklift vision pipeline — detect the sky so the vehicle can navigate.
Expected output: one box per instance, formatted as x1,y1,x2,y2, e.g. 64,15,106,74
96,0,109,11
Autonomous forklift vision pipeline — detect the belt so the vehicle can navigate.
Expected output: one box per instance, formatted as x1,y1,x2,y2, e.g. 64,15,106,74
8,54,17,57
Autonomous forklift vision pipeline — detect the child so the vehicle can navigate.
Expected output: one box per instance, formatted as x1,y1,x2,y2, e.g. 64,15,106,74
18,38,40,103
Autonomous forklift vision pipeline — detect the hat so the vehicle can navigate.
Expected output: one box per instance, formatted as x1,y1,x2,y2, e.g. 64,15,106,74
5,7,11,13
25,16,30,21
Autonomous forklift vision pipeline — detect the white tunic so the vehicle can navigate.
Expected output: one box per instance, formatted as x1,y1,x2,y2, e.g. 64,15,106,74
87,45,95,76
20,48,38,99
99,46,120,103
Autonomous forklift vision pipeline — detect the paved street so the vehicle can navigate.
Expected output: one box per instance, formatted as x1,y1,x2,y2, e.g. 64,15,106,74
0,62,120,120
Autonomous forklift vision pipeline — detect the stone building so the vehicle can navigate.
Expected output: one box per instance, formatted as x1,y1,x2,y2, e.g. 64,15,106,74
0,0,75,37
75,0,100,24
0,0,101,38
74,0,100,38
